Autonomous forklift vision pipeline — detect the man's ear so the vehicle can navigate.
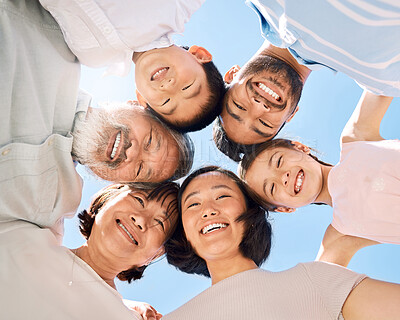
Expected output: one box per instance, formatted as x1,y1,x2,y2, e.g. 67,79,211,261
224,65,241,84
291,141,310,154
274,206,296,213
135,89,148,108
285,105,299,123
188,45,212,63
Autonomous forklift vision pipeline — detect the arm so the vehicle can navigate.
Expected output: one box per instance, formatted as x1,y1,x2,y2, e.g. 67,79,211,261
341,90,393,143
342,278,400,320
316,224,378,267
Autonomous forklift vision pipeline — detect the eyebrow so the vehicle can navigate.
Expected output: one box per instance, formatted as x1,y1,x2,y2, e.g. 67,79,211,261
160,104,178,116
183,191,199,204
225,101,243,123
144,168,152,181
211,184,232,191
262,151,278,196
186,83,202,100
251,126,274,139
263,179,269,197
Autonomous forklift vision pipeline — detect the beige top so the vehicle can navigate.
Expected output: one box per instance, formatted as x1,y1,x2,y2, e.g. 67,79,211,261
163,262,366,320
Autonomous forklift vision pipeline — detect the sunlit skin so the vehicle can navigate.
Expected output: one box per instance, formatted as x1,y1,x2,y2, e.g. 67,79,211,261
76,189,178,289
244,143,332,212
181,172,257,284
221,43,311,145
134,45,212,126
89,107,180,183
220,69,298,144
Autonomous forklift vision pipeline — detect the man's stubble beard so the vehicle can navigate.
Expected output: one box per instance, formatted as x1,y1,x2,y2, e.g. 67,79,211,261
71,108,131,175
239,54,303,112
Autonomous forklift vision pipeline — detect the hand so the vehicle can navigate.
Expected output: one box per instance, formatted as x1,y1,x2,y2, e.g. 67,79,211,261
123,300,162,320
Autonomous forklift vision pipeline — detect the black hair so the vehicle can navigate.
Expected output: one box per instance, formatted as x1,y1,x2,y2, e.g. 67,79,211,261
165,166,272,277
147,47,226,133
238,138,332,211
78,182,179,282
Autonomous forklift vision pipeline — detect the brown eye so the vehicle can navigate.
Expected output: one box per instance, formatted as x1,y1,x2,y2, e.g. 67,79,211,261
182,83,193,90
233,101,246,111
162,98,170,106
187,202,200,209
155,219,165,231
134,196,144,208
277,156,282,168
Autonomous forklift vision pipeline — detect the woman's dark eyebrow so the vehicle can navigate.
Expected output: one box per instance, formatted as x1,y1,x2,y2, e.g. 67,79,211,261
269,151,278,167
183,191,199,203
185,83,201,99
183,184,232,203
211,184,232,190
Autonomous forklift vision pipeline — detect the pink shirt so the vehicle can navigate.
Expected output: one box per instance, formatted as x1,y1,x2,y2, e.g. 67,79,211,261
329,139,400,244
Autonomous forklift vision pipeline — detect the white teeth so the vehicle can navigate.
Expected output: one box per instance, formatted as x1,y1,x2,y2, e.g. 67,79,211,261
117,221,138,245
257,83,280,100
201,223,228,234
110,132,121,159
152,67,168,80
295,171,304,193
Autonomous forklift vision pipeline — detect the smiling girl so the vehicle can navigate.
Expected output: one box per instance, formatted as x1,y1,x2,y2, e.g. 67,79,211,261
240,90,399,265
163,166,400,320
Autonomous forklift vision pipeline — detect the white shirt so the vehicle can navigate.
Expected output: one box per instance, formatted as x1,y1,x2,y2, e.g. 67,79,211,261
39,0,205,76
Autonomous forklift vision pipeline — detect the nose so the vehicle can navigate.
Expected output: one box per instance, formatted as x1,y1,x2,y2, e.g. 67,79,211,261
125,139,139,162
160,78,175,90
281,171,290,187
130,214,147,232
202,206,218,219
250,97,269,117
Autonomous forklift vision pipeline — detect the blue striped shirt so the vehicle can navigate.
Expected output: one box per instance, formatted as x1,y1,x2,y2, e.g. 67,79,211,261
248,0,400,96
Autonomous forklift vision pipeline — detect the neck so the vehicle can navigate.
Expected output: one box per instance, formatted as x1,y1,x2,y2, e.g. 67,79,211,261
72,244,120,290
132,51,144,63
315,165,333,206
206,255,258,285
258,41,311,83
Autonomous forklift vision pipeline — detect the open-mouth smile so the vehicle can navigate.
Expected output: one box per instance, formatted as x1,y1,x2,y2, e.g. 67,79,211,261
201,223,228,235
294,170,304,194
116,219,138,245
151,67,169,81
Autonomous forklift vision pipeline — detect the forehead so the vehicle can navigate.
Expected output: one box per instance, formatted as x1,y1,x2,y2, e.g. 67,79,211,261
183,172,242,199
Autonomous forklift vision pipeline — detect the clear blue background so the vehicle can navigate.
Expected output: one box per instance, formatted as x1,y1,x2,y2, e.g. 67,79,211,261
63,0,400,315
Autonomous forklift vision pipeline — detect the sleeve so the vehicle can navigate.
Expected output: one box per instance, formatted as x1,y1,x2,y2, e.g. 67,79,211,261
302,262,367,320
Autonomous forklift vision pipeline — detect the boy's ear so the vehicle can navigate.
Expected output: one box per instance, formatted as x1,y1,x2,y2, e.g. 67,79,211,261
224,65,241,84
188,45,212,63
285,105,299,123
135,89,148,108
274,206,296,213
291,141,310,154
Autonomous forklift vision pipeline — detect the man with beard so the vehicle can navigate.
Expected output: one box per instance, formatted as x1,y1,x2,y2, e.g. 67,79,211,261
0,0,192,239
214,0,400,161
72,101,194,184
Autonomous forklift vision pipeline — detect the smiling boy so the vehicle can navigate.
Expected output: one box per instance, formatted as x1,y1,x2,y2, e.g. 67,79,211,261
39,0,225,132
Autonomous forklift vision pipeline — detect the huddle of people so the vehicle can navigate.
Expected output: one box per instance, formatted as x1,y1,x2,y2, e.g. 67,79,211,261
1,0,399,319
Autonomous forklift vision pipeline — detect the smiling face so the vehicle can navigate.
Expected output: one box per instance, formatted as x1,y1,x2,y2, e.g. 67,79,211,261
72,103,180,183
88,188,178,268
134,45,212,126
220,55,303,144
244,145,324,210
180,172,247,262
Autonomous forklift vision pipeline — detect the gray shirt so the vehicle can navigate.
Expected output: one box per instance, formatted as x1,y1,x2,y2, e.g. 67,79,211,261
163,262,366,320
0,0,88,240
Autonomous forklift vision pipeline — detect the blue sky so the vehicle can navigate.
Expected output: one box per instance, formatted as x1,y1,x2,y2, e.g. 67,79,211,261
62,0,400,315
